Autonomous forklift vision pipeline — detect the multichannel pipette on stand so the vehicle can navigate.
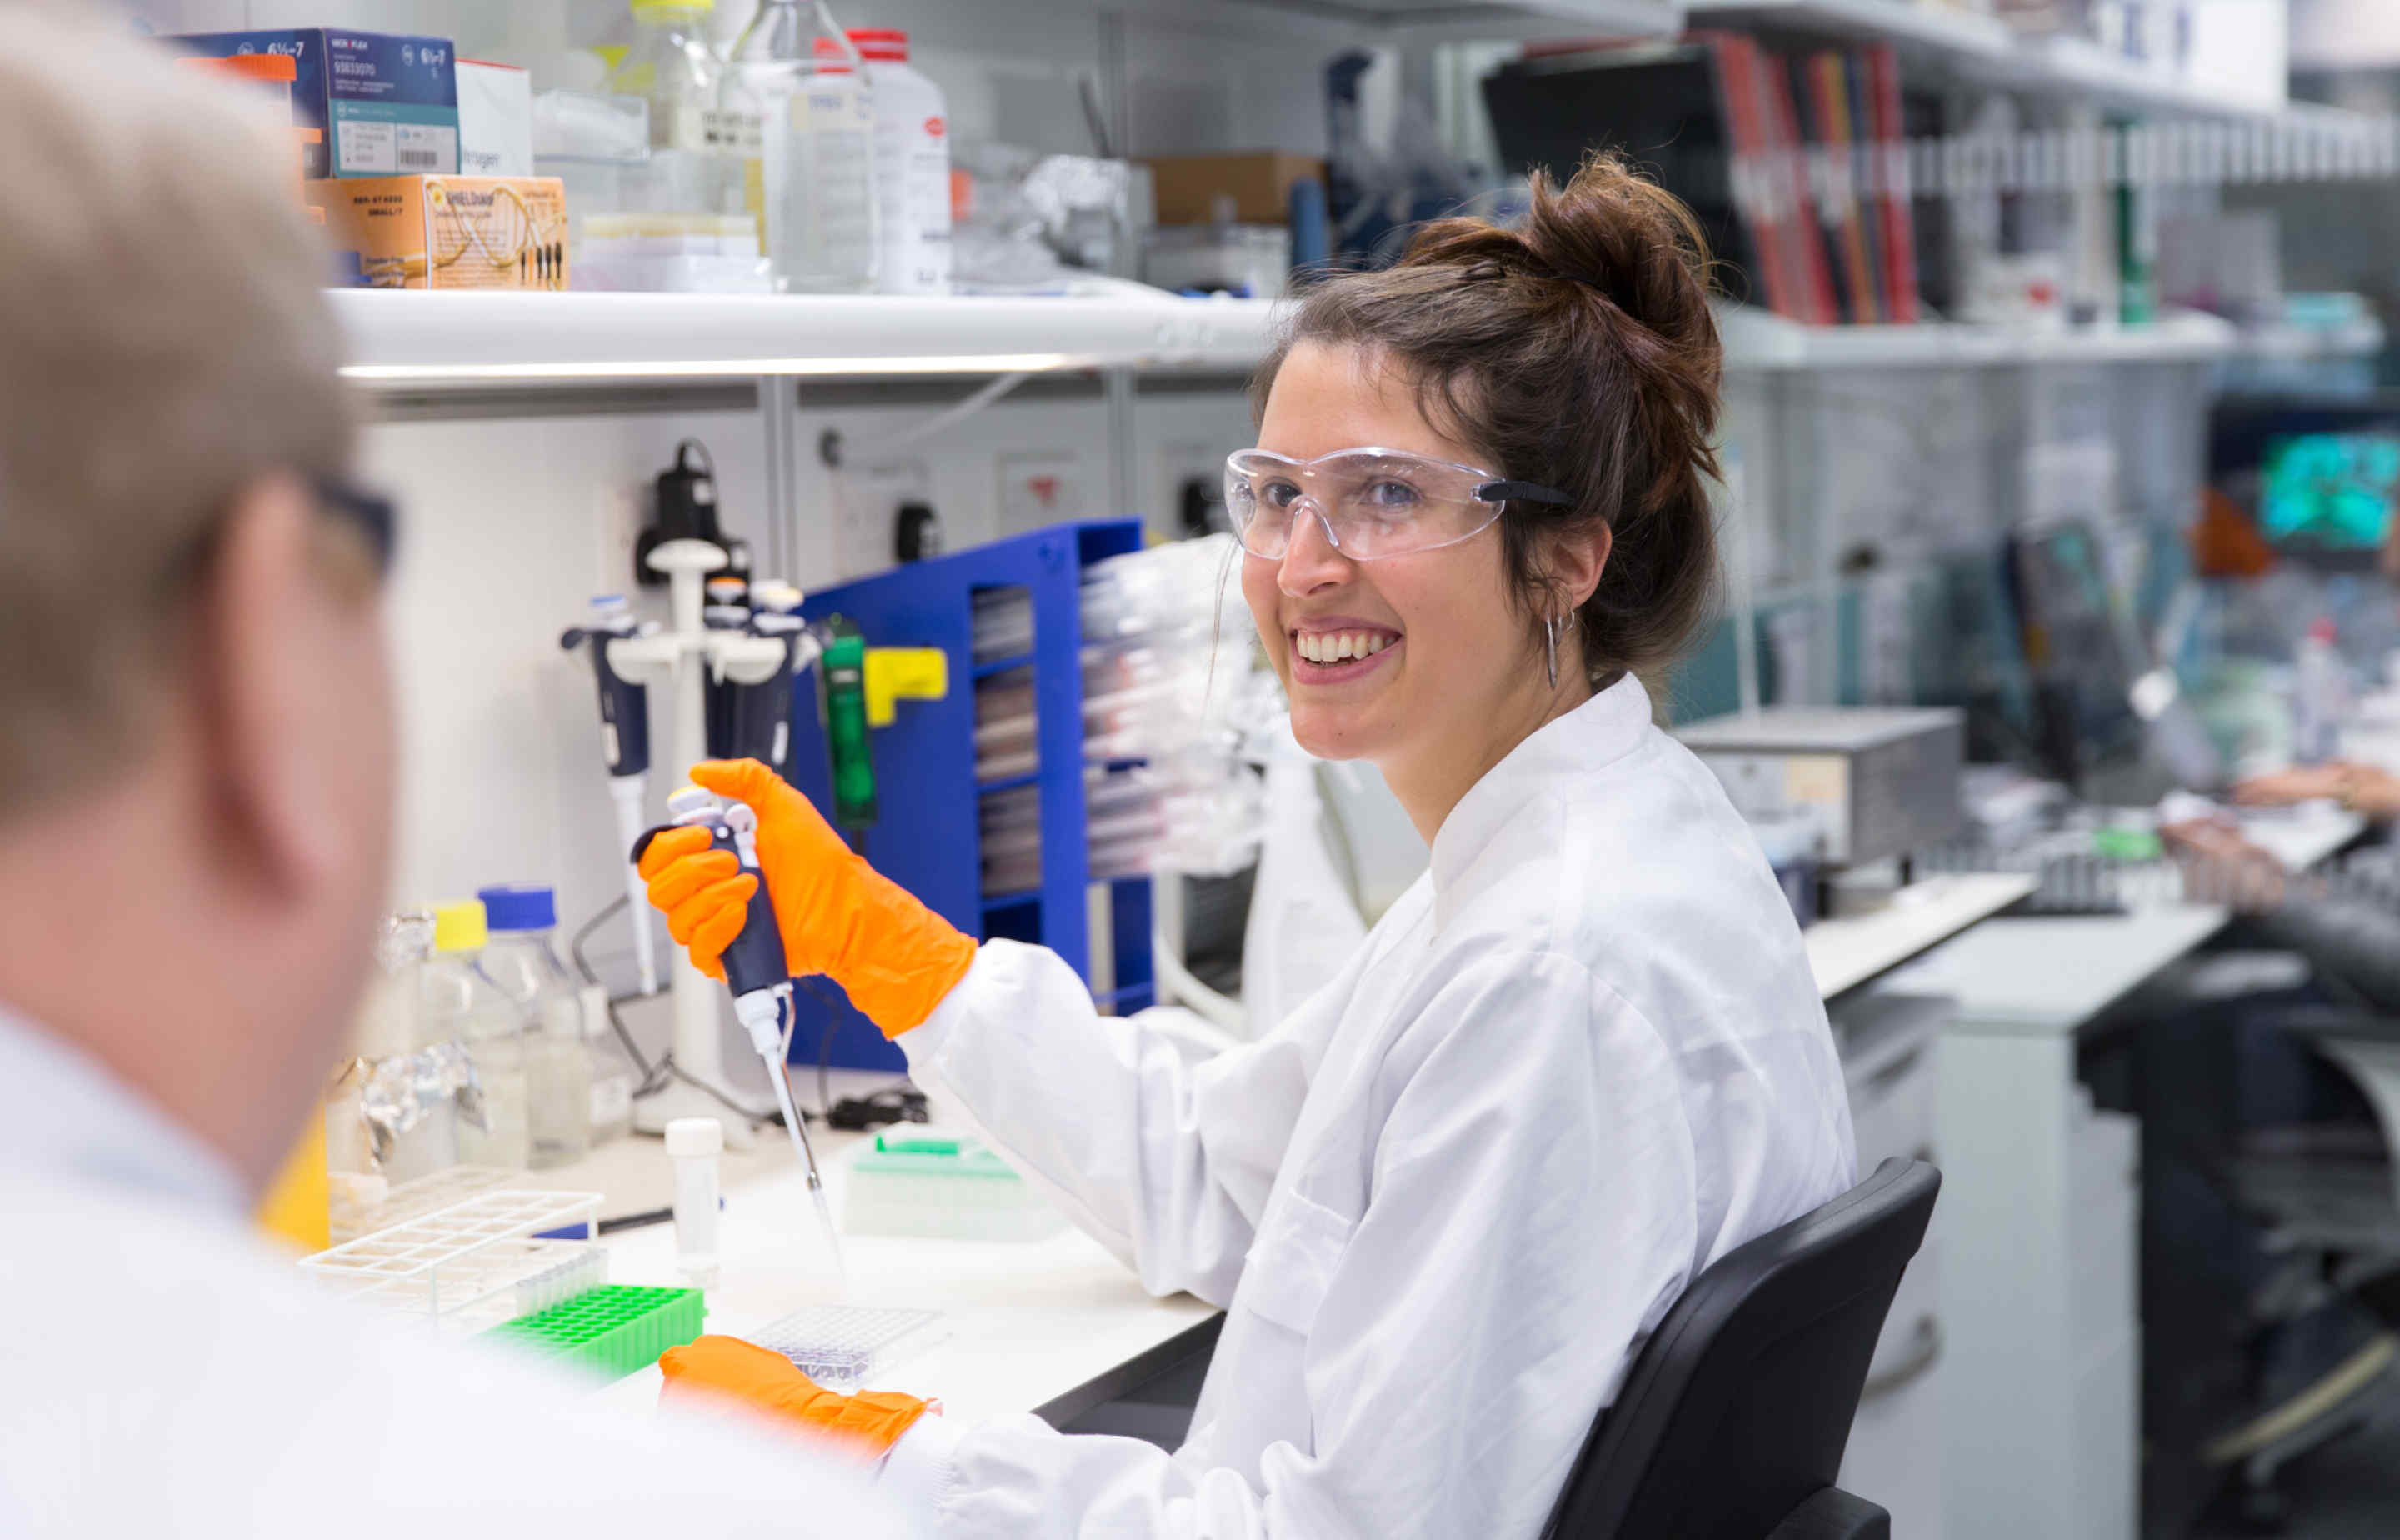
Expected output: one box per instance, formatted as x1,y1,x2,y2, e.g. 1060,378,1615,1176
559,596,660,997
563,537,821,1148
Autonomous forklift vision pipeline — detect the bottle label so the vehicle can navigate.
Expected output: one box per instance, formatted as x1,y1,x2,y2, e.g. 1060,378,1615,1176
591,1078,633,1127
706,108,763,155
662,102,711,154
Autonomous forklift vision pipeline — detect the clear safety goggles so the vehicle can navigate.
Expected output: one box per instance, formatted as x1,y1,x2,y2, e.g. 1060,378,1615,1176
1222,447,1572,562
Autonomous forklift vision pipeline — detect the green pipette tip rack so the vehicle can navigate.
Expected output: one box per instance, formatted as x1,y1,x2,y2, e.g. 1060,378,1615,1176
482,1284,706,1380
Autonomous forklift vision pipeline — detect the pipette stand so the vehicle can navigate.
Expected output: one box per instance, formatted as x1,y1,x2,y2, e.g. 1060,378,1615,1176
609,538,805,1148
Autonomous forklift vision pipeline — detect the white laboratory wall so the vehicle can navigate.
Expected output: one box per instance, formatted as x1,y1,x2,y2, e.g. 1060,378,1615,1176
371,380,1256,988
2291,0,2400,68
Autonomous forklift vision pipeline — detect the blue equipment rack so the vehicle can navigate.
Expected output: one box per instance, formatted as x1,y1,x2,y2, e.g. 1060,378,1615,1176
783,519,1158,1072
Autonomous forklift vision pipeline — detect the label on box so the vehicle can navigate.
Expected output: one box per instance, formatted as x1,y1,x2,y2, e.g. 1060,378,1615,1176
333,117,458,175
308,175,568,290
173,29,458,178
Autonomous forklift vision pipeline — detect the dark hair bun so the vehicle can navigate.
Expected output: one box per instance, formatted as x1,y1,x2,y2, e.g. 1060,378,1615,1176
1252,150,1725,687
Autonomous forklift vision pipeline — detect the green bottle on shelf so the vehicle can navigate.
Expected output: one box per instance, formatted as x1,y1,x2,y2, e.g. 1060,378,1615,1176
818,615,877,830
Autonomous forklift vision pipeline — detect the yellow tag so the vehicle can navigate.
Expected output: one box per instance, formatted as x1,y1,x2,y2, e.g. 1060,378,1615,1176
863,648,949,728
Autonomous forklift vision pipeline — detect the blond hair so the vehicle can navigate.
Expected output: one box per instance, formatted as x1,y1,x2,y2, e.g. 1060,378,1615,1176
0,8,357,814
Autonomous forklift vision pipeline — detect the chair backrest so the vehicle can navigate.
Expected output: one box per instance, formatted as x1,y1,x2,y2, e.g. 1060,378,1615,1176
1540,1158,1941,1540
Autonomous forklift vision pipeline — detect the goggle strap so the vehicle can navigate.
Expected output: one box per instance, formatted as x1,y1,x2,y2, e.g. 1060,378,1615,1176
1478,480,1575,508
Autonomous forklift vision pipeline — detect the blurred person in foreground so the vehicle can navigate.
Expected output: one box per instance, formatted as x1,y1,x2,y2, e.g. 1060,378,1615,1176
0,12,905,1534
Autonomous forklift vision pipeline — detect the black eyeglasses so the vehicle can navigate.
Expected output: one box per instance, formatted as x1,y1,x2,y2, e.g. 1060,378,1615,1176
154,476,399,599
316,478,398,576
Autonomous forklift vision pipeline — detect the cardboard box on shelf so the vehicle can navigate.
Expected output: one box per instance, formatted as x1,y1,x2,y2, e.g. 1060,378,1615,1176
458,58,533,178
174,51,319,202
309,175,567,291
173,28,458,180
1143,152,1324,228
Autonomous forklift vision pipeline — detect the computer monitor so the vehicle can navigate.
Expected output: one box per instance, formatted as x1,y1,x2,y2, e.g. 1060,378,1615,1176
2258,430,2400,556
2211,394,2400,572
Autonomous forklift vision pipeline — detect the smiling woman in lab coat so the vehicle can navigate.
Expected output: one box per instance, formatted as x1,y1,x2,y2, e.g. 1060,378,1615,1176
641,152,1857,1539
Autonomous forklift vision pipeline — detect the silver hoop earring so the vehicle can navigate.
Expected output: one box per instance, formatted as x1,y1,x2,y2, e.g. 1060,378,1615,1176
1544,611,1560,690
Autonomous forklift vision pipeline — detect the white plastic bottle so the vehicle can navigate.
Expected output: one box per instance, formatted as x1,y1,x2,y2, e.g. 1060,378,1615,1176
474,885,592,1171
422,901,530,1170
580,983,641,1144
668,1117,723,1289
726,0,878,292
842,28,950,294
607,0,742,217
2293,617,2350,765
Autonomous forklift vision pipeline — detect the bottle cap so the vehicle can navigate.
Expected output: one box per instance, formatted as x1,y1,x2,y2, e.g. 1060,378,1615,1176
431,900,488,953
811,34,858,71
632,0,712,17
847,27,908,62
666,1117,723,1157
476,884,558,932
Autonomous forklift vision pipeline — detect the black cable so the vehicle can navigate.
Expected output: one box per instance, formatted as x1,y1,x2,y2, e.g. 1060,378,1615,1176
799,976,846,1116
663,1058,775,1127
569,895,665,1089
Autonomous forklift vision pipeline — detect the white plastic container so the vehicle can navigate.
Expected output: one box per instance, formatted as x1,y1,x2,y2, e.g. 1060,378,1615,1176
422,902,529,1171
475,885,591,1172
606,0,744,219
580,984,639,1144
2293,617,2350,765
668,1117,723,1288
727,0,878,292
844,28,950,294
843,1128,1067,1242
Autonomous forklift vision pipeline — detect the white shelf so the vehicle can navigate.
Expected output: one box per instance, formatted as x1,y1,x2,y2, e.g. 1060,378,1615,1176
1686,0,2018,58
1685,0,2309,122
332,288,2259,389
1715,302,2239,371
329,288,1279,389
1805,872,2037,1000
1372,0,1682,42
2228,318,2388,362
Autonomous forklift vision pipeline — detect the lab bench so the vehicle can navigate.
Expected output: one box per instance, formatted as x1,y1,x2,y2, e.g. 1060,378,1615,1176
532,1071,1218,1430
519,874,2042,1439
1871,802,2368,1540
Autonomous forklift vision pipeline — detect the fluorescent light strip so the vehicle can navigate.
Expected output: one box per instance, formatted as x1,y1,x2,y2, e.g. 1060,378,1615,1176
341,352,1102,382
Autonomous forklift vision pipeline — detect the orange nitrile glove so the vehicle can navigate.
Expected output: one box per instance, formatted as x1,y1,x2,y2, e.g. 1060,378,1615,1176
658,1335,932,1458
638,758,978,1037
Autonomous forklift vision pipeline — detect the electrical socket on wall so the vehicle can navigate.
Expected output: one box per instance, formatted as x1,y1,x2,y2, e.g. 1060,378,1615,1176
998,449,1087,538
834,458,932,579
1159,441,1228,539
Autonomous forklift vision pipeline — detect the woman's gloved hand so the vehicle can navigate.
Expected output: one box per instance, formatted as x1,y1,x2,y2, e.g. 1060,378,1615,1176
659,1335,932,1458
638,758,977,1037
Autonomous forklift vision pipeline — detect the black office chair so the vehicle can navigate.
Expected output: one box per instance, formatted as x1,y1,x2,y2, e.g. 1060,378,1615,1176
1540,1157,1942,1540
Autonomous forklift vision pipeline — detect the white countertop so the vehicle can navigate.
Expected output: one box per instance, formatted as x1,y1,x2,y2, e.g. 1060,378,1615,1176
1803,873,2038,1000
536,856,2113,1414
1873,802,2368,1036
529,1080,1213,1424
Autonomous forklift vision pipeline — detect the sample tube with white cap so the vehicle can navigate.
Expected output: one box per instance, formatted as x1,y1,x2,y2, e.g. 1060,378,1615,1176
667,1116,722,1290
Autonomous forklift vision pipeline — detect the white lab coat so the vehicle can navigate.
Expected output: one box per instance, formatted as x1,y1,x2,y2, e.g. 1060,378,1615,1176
0,1009,908,1538
884,675,1858,1538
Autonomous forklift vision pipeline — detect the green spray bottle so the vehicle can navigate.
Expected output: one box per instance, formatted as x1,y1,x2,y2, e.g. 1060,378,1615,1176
816,615,877,830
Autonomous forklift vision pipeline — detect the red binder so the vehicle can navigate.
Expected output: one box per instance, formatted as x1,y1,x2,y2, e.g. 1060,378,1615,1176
1865,43,1921,325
